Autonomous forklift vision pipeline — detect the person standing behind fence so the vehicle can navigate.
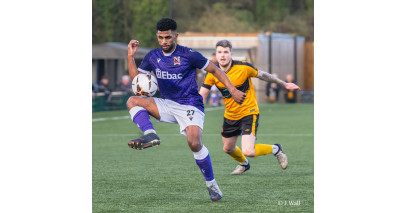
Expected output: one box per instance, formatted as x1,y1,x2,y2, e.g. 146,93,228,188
210,52,217,64
210,86,220,106
209,53,222,106
97,76,112,101
266,74,281,103
116,75,133,95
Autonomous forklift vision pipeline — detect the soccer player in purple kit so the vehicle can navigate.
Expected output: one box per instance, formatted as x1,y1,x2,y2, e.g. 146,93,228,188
126,18,246,201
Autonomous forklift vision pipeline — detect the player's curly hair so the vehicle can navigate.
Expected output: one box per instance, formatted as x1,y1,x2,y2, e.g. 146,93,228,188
156,18,177,31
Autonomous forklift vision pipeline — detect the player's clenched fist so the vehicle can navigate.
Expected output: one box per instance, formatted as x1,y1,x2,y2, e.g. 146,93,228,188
128,40,139,56
230,89,246,105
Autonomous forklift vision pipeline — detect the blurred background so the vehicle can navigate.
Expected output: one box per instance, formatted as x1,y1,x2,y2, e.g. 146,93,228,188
92,0,314,112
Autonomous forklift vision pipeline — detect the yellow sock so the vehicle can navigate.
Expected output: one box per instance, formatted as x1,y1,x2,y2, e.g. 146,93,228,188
254,144,273,157
228,146,247,164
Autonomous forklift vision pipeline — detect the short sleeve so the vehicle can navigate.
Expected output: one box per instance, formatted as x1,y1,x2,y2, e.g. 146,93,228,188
188,49,210,70
138,51,153,73
243,62,258,77
247,66,259,77
201,72,215,90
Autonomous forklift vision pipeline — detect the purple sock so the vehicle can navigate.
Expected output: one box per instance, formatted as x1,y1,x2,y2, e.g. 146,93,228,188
194,146,214,182
195,155,215,181
132,109,154,132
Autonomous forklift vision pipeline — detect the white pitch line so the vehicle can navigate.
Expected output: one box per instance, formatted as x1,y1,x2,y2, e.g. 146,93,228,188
92,107,225,122
204,106,225,111
93,133,313,137
92,116,129,122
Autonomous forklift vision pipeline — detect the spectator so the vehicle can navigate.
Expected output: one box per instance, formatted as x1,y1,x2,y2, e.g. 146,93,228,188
284,74,297,103
210,86,219,106
209,53,222,106
92,83,98,98
210,52,217,64
267,83,277,103
97,76,112,101
266,73,281,103
116,75,133,95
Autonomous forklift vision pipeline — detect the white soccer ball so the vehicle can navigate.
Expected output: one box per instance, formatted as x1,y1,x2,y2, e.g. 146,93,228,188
132,73,158,97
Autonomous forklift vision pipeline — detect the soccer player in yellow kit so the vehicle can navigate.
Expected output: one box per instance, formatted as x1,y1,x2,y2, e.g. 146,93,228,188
199,40,300,175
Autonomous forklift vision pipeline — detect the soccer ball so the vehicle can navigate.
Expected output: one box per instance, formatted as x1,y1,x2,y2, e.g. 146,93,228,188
132,73,158,97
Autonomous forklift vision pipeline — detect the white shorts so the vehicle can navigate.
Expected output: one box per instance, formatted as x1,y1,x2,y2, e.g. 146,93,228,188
153,98,205,136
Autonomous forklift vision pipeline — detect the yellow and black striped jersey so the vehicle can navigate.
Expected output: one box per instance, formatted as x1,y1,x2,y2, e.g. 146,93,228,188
202,60,259,120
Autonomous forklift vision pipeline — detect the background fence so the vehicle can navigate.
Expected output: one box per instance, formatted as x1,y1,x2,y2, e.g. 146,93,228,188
304,42,314,90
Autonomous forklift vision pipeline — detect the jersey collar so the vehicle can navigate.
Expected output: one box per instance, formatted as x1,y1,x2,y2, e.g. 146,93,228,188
162,44,177,56
224,60,235,74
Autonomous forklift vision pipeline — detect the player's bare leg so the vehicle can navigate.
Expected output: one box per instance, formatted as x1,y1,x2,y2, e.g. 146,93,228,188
127,96,161,150
186,126,222,201
185,125,203,152
241,134,256,157
241,133,288,170
222,136,238,154
223,136,250,175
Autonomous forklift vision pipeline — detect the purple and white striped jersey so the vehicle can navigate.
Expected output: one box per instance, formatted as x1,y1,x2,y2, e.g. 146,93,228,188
138,44,209,113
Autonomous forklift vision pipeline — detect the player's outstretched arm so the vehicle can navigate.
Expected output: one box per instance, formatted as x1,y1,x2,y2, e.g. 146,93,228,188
128,40,140,82
256,70,301,91
199,87,210,104
205,63,246,105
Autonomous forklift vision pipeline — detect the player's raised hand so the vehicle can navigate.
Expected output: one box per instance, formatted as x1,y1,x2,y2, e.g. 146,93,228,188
230,89,246,105
128,40,139,56
285,83,301,91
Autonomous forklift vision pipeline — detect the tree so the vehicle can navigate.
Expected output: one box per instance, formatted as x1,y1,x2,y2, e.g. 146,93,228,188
92,0,314,44
132,0,169,48
92,0,168,47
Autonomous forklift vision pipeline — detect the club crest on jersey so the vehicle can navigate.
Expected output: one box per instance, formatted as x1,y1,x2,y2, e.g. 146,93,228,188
173,56,181,65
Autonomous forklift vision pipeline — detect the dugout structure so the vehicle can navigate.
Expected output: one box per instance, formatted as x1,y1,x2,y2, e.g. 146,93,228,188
92,42,151,90
92,42,152,112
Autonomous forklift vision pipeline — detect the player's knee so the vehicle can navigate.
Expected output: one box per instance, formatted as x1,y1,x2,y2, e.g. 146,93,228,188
189,143,201,152
126,96,140,110
187,140,202,152
243,150,255,157
223,146,235,154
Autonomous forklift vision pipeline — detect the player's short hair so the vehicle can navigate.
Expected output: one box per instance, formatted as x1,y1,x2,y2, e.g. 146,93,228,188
157,18,177,31
216,40,232,51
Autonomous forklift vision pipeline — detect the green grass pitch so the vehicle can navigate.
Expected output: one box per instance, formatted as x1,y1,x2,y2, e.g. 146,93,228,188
92,103,314,212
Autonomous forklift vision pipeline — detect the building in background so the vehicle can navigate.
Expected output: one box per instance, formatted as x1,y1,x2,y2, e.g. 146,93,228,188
178,32,258,62
178,32,312,104
92,42,151,90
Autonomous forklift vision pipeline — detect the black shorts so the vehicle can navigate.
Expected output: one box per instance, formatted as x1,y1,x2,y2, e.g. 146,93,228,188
221,114,259,138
